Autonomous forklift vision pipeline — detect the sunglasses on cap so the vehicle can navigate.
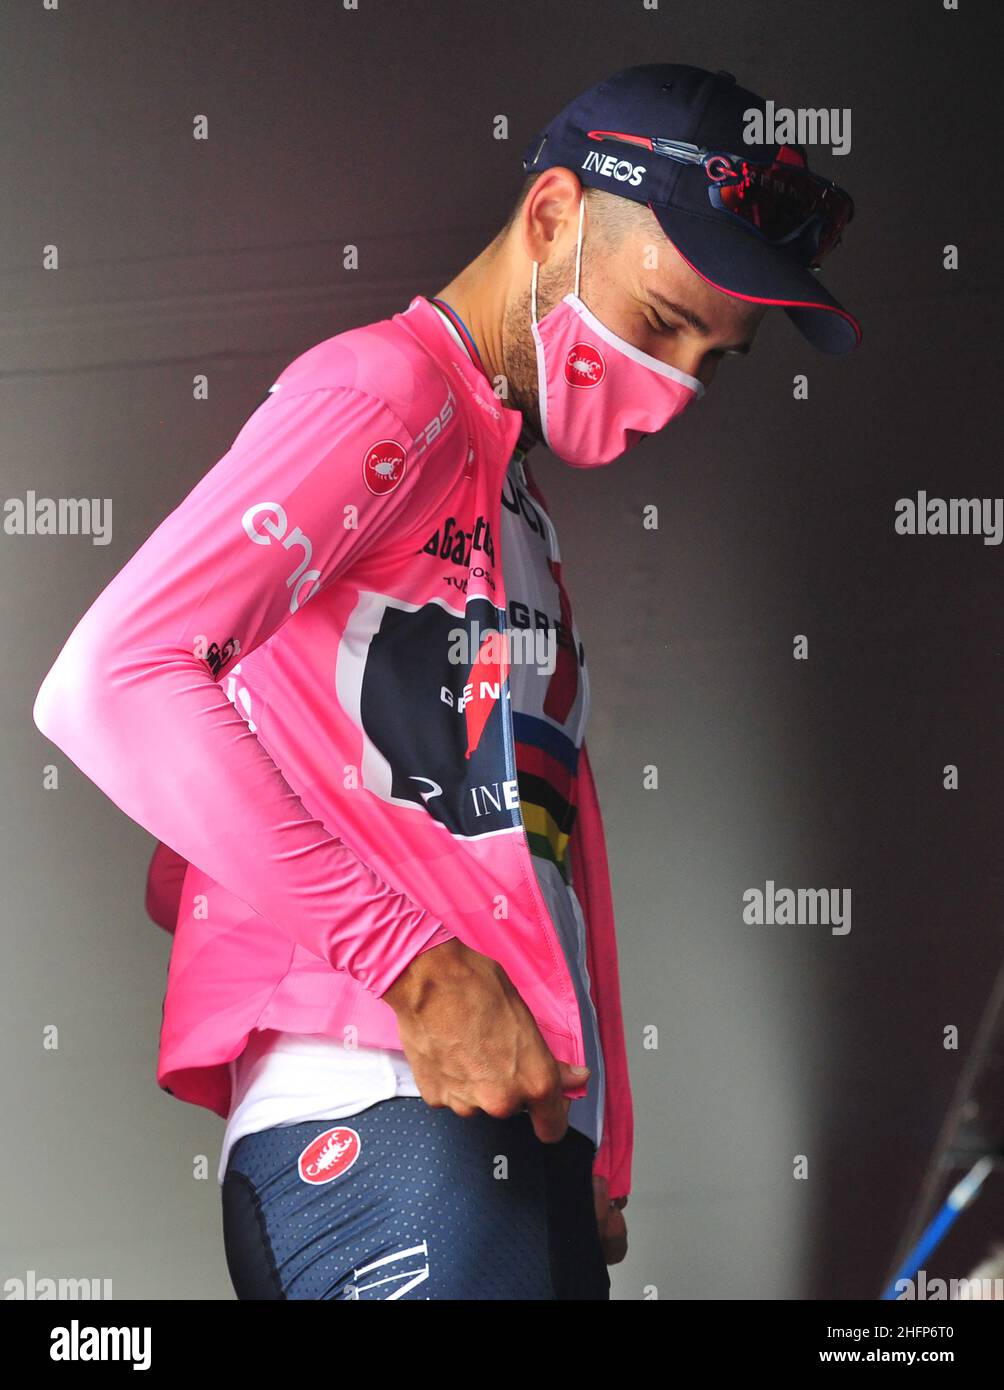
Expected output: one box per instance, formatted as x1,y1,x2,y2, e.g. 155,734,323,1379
590,132,854,269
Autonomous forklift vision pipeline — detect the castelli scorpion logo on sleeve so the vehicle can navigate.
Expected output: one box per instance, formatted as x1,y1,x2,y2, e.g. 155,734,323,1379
363,439,407,495
564,343,605,388
297,1126,362,1185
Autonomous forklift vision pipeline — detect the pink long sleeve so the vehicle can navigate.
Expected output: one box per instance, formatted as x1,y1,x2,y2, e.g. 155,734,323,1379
32,383,456,997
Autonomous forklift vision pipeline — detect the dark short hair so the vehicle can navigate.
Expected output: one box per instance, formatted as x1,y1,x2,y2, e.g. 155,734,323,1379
496,170,653,246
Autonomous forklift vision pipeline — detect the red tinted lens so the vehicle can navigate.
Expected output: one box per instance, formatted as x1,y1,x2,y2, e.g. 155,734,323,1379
809,194,853,265
716,165,851,264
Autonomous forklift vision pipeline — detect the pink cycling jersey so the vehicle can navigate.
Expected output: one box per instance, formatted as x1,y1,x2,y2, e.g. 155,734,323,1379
217,427,607,1182
32,293,635,1198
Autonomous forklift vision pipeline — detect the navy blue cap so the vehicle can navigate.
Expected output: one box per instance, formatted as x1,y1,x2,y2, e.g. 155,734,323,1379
520,63,861,354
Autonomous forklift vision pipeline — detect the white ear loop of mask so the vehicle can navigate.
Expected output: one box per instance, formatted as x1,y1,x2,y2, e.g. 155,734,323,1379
531,194,585,325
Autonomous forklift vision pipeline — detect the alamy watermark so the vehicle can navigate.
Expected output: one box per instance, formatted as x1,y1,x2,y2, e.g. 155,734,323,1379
50,1320,151,1370
895,492,1002,545
3,491,113,545
4,1267,113,1299
893,1267,1004,1300
743,102,851,156
447,621,556,676
743,881,851,935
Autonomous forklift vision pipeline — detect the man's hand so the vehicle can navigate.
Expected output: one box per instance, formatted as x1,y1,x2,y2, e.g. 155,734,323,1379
381,938,591,1144
593,1175,628,1265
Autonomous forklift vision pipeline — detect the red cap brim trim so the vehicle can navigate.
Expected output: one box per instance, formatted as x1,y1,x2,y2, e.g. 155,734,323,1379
652,204,862,346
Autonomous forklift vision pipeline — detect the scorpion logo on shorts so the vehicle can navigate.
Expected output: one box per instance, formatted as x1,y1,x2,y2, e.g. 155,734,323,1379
297,1126,362,1184
563,343,605,388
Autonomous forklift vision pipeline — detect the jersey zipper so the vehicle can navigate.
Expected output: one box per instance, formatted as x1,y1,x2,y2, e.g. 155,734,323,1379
517,464,592,754
427,298,586,1064
493,482,587,1067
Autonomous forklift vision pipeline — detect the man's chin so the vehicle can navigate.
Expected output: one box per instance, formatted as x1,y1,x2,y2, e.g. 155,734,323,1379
555,434,645,468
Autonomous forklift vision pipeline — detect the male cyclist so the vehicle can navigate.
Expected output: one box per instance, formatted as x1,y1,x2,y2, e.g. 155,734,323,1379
33,63,859,1300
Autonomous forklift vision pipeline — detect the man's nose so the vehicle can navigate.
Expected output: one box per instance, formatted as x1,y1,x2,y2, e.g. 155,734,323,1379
668,344,717,388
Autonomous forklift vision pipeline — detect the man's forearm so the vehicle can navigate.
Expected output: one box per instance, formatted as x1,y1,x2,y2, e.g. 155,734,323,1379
381,936,471,1012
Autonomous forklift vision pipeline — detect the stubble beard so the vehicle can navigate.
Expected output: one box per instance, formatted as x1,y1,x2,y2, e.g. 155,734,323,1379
500,245,577,446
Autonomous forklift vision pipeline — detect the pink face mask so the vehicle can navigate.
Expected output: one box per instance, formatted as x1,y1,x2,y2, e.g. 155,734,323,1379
530,195,705,467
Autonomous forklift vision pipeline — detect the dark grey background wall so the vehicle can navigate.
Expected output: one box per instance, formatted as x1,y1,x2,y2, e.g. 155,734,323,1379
4,0,1001,1299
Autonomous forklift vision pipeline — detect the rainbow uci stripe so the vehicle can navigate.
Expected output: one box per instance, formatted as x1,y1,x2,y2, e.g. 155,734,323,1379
513,710,580,884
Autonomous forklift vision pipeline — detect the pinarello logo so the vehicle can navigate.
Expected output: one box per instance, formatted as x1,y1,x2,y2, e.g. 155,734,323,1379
563,342,605,388
363,439,407,495
297,1126,361,1185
